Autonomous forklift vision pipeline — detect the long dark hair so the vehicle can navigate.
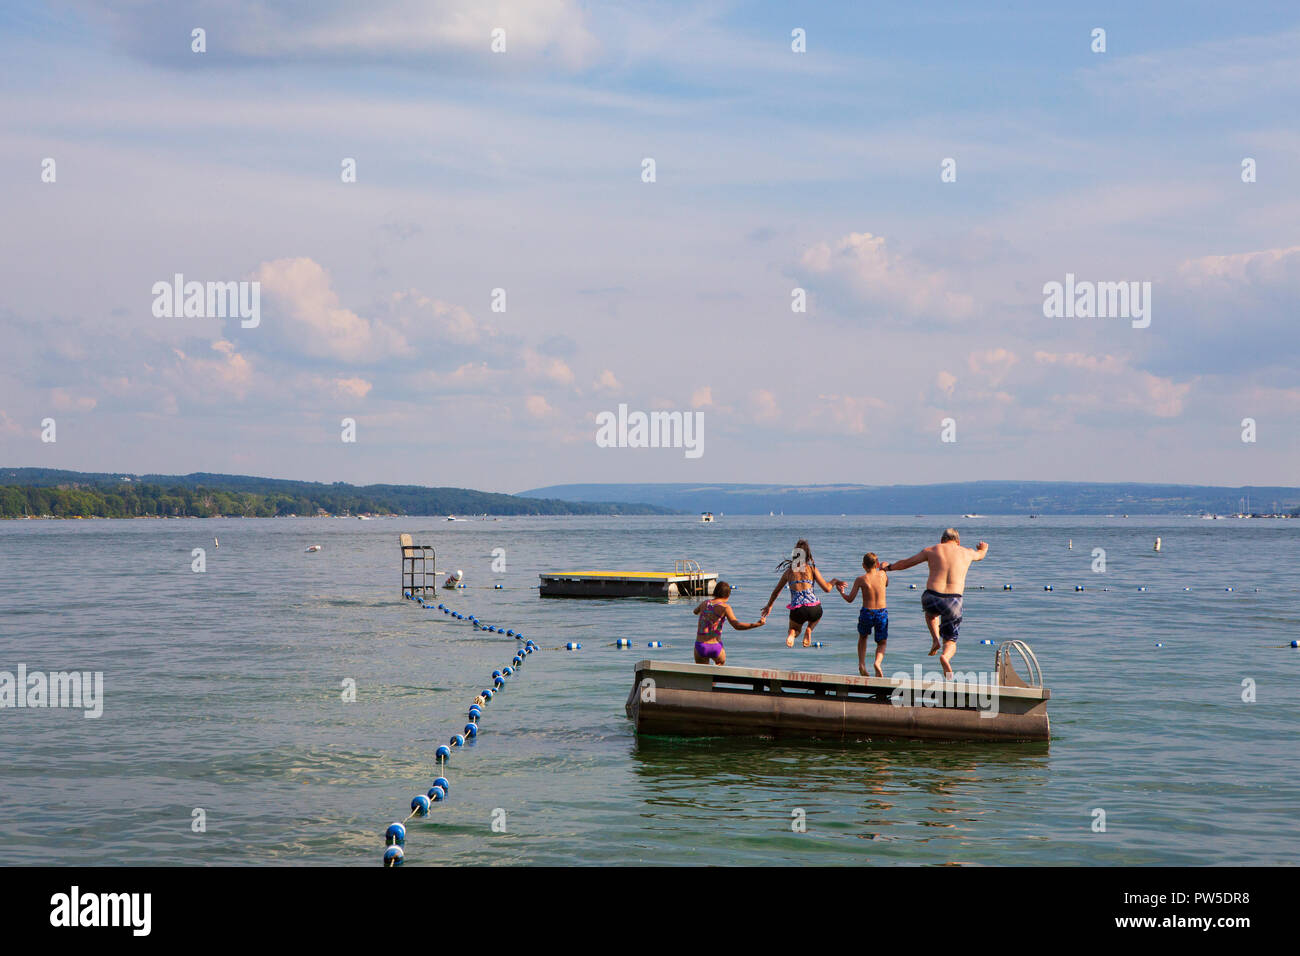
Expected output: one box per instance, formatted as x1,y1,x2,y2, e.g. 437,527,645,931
777,539,813,573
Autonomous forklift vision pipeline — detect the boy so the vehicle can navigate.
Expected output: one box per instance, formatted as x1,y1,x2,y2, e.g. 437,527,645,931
835,554,889,677
692,581,765,665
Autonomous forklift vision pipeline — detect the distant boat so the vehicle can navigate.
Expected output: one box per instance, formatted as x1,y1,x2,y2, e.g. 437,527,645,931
306,544,322,553
700,512,715,523
445,515,466,522
963,513,982,518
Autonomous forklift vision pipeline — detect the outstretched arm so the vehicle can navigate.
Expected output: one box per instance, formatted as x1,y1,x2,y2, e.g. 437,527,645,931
812,565,834,593
762,571,789,616
838,577,861,603
971,541,989,561
882,549,927,572
725,604,765,631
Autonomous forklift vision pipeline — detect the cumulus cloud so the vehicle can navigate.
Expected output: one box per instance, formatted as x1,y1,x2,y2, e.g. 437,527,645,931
593,369,621,392
750,389,780,423
1033,351,1190,418
522,350,576,387
525,394,553,418
819,393,888,434
797,232,975,322
333,377,373,399
256,258,411,362
967,348,1019,385
50,389,98,412
691,386,713,407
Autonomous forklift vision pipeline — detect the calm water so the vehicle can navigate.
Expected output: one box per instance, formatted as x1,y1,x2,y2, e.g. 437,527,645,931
1,515,1296,866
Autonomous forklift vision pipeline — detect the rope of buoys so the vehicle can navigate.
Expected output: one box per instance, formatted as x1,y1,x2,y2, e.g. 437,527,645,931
404,592,527,642
384,597,540,866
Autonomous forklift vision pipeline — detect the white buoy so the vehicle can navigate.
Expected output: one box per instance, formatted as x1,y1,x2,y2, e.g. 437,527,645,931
1154,537,1162,552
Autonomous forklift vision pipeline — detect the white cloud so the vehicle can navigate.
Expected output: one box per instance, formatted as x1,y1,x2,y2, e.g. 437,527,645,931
256,258,411,362
798,232,974,320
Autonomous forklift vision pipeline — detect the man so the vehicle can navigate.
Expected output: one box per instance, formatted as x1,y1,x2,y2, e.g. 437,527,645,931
881,529,988,679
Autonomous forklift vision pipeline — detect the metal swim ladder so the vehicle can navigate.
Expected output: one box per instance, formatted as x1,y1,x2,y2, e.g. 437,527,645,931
994,640,1044,688
674,558,705,597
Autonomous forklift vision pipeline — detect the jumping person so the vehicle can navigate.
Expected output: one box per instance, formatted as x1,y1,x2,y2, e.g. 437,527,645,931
761,539,835,648
692,582,764,665
881,529,988,679
835,553,890,677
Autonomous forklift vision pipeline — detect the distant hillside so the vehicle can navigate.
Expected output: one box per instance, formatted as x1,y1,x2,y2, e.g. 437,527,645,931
0,469,674,518
519,481,1300,516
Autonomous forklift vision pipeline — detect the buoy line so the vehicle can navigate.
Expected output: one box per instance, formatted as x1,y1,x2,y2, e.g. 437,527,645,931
404,590,527,641
383,595,540,866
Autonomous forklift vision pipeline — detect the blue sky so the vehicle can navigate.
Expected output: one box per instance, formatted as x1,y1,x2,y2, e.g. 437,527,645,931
2,1,1298,491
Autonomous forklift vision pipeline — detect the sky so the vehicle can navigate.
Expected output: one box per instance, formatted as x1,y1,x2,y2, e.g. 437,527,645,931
1,1,1298,493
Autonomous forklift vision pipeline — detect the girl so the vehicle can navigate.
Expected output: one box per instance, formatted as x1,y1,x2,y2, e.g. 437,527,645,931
693,582,765,665
761,539,835,647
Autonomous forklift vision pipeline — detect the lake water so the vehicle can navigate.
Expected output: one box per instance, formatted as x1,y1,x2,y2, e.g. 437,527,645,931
1,515,1295,865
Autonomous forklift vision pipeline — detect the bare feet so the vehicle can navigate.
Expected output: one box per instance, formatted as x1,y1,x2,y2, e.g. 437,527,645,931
928,640,941,656
858,664,870,677
802,633,812,648
786,633,795,647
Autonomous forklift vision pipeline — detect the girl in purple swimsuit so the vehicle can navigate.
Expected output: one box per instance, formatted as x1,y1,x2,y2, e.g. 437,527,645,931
693,582,765,665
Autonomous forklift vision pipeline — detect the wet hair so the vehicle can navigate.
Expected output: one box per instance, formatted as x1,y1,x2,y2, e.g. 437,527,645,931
863,552,878,570
713,581,731,599
941,528,960,543
777,539,814,572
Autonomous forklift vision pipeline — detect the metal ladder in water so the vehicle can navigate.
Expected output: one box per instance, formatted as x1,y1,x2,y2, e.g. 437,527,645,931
994,640,1044,688
674,558,705,598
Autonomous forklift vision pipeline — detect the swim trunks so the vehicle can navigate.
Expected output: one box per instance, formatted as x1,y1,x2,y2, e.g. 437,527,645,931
921,589,962,641
694,641,724,661
858,607,889,643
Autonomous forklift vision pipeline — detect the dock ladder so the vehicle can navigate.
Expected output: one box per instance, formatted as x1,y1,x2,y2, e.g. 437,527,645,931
994,640,1044,688
673,558,705,597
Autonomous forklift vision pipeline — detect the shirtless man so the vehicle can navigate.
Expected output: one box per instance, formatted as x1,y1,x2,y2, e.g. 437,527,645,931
880,529,988,679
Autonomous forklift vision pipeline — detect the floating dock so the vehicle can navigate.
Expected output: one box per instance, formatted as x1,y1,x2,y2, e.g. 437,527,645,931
539,570,717,598
625,642,1050,742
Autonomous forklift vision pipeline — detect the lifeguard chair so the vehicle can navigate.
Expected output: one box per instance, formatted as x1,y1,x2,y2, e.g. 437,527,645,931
399,534,435,596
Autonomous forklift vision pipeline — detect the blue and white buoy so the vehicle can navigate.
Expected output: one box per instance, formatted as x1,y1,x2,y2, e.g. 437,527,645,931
464,723,477,737
435,745,452,761
647,641,663,648
411,794,430,816
386,822,406,846
565,642,581,651
450,734,466,748
615,639,633,648
980,639,994,645
428,785,447,802
384,846,404,867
